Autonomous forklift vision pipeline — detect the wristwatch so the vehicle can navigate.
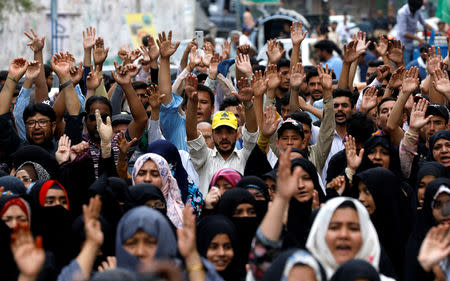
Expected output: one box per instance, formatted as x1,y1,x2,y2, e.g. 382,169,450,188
59,78,73,91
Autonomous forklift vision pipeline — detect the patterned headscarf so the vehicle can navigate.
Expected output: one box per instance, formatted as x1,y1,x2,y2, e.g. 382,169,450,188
209,168,242,190
16,161,51,182
131,153,184,227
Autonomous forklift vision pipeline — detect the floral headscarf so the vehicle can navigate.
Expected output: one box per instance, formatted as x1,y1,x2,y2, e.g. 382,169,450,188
132,153,184,227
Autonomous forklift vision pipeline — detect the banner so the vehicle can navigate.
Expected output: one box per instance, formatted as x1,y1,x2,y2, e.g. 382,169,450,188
125,13,157,48
241,0,280,5
436,0,450,23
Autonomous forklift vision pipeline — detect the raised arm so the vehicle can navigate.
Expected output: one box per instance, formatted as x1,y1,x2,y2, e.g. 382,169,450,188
185,75,200,141
82,27,96,66
86,65,103,100
339,41,360,89
433,68,450,101
386,39,405,68
266,39,285,65
157,30,180,106
0,58,28,114
234,76,257,133
24,28,48,103
289,21,307,69
180,38,197,70
252,70,268,129
50,53,80,115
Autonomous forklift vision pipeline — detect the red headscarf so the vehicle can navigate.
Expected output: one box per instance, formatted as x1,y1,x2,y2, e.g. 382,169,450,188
38,180,70,210
0,197,31,221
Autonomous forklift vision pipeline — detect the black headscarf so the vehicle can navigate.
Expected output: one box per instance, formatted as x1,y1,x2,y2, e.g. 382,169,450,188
0,176,26,195
128,183,167,215
196,215,242,281
354,167,410,278
416,162,448,189
236,176,269,217
291,157,325,202
408,0,423,15
428,130,450,164
358,136,401,176
330,259,380,281
216,188,260,275
11,145,59,179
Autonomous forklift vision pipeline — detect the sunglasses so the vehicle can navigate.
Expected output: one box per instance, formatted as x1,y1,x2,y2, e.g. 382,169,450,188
88,113,109,122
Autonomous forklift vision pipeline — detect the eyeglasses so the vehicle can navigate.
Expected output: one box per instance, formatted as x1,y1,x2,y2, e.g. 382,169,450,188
88,113,109,122
137,93,148,98
146,201,166,209
25,119,51,128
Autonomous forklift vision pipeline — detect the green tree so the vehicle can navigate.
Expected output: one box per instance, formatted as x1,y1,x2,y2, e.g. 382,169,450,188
0,0,34,19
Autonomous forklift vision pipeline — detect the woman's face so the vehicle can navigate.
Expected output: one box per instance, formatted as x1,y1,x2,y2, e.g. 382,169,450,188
358,182,376,215
264,178,276,201
216,178,234,195
432,193,450,224
367,145,390,169
287,265,317,281
134,160,163,188
123,229,158,263
325,207,363,265
247,187,266,201
144,199,166,212
206,233,234,271
1,205,28,229
418,175,436,207
293,167,315,203
233,203,257,218
16,169,33,189
432,139,450,167
45,189,68,209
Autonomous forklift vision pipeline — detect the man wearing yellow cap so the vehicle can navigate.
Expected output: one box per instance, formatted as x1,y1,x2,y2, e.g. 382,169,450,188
185,75,258,196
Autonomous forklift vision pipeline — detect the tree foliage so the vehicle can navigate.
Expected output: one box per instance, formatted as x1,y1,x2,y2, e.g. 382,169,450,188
0,0,35,19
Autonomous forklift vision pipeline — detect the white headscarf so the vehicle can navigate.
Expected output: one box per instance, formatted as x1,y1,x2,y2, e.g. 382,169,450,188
306,197,387,280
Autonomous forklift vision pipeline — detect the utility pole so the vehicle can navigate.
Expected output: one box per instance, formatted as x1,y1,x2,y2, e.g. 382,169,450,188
50,0,58,55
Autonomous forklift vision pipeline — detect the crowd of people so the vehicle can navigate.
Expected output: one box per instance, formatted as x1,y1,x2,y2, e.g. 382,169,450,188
0,1,449,281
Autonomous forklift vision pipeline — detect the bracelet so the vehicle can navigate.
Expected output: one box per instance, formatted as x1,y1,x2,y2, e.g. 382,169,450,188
59,78,73,90
187,264,204,273
7,76,18,83
243,101,254,110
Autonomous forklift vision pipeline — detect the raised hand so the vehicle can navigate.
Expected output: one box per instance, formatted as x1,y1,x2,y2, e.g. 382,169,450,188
117,131,138,155
93,37,109,67
376,65,391,82
387,39,405,65
157,30,180,59
177,205,197,258
112,61,132,85
266,64,281,89
83,195,103,247
266,39,286,64
70,141,89,161
252,70,268,98
222,40,231,60
388,66,405,89
326,175,346,196
433,68,450,96
83,26,96,50
8,58,28,81
234,76,254,104
343,41,363,63
276,147,302,200
185,75,198,101
261,105,281,137
86,65,103,90
409,98,432,132
237,44,250,55
205,187,221,209
148,84,165,111
25,60,41,81
98,256,117,272
118,45,131,61
201,42,214,66
317,64,333,91
374,35,388,56
24,28,45,53
126,64,140,78
290,62,305,90
55,134,71,164
235,53,252,76
427,46,443,75
187,46,201,72
208,53,220,79
290,21,307,46
401,66,420,94
70,62,84,86
95,109,112,144
11,223,45,279
51,52,71,80
418,224,450,272
142,36,160,61
124,49,143,65
345,135,364,171
360,86,378,113
353,31,370,54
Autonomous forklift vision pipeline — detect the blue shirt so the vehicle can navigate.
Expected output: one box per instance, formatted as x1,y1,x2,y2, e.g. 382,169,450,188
160,93,188,151
397,3,426,49
322,56,343,79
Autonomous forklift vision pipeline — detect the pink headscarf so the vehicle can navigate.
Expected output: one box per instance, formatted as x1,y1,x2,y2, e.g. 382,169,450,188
209,168,242,191
132,153,184,228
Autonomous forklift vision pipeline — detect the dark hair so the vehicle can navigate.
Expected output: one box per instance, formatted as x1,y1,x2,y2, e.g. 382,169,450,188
277,58,290,71
197,84,214,105
132,81,148,91
368,60,383,68
23,103,56,122
197,73,208,84
142,35,150,47
319,24,329,35
377,97,396,114
102,74,115,92
44,64,53,79
306,67,319,83
314,40,335,54
337,200,357,210
281,93,290,106
333,88,355,107
286,110,312,128
220,96,240,111
346,112,375,144
85,96,113,115
0,70,8,81
252,65,266,74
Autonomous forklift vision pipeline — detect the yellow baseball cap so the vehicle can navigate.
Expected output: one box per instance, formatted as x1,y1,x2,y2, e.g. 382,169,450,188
212,111,238,130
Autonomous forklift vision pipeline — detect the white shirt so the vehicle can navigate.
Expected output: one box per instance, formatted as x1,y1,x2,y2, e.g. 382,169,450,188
188,125,258,196
321,130,345,186
239,34,253,47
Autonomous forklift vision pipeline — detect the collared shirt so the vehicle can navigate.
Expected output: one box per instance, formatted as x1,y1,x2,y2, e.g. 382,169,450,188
160,93,188,151
321,130,345,186
321,56,343,79
187,125,258,196
397,3,426,49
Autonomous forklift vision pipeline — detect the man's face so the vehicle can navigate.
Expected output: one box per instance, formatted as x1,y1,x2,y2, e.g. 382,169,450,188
279,66,290,90
308,76,323,101
314,49,326,62
212,126,237,155
366,66,377,81
281,104,290,120
424,116,449,142
136,88,149,105
377,100,395,130
85,102,112,142
224,105,245,126
46,74,53,92
197,91,214,123
419,50,428,61
197,123,214,149
113,123,129,136
301,124,312,148
25,113,55,146
331,22,338,31
333,96,353,125
276,129,303,150
141,60,151,71
231,34,239,44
